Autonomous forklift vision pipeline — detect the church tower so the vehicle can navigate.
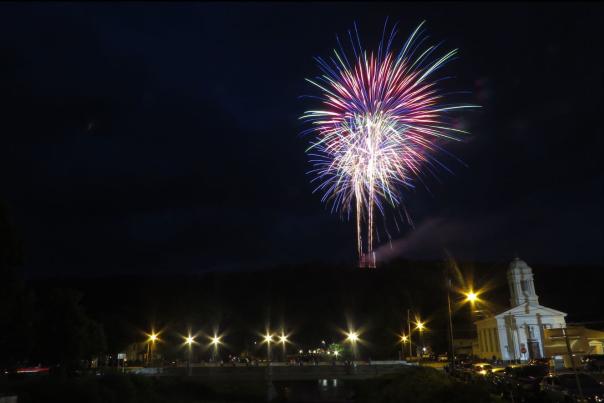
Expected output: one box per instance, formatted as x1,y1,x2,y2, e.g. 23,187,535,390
507,257,539,307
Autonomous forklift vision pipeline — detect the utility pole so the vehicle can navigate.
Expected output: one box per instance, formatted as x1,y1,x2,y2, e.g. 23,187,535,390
446,276,455,370
562,327,584,401
187,343,192,377
407,309,412,358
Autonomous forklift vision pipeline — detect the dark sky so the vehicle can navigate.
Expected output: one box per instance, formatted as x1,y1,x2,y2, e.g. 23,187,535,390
0,2,602,276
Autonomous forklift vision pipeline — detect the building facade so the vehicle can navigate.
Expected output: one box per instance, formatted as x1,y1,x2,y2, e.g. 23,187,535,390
474,258,567,361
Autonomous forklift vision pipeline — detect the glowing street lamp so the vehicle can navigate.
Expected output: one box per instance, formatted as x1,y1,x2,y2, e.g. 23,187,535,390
263,332,273,344
345,331,359,363
210,334,222,362
399,333,409,361
263,332,273,364
278,333,288,345
278,332,289,363
465,291,478,304
346,331,359,343
463,289,482,323
210,335,222,346
146,332,159,366
414,320,426,364
184,334,195,376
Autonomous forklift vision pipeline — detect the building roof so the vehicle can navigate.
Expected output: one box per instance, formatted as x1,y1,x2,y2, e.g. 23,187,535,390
494,303,567,318
473,303,567,326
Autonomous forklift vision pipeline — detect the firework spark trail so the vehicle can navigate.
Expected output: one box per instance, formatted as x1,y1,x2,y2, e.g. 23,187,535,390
301,20,477,267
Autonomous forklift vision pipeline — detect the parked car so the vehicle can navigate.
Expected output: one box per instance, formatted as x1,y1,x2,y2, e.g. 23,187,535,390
504,364,549,402
582,355,604,372
485,366,507,388
540,373,604,402
490,364,523,398
472,363,494,377
529,357,552,368
455,361,477,381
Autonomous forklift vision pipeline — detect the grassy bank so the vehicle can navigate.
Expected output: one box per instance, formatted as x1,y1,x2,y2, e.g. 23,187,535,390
352,367,502,403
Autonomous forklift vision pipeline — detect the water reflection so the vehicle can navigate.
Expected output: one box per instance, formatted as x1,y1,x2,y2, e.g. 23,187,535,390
275,379,354,402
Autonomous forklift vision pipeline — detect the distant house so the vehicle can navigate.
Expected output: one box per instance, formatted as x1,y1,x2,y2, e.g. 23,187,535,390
473,258,567,361
452,338,474,357
125,341,149,363
543,325,604,368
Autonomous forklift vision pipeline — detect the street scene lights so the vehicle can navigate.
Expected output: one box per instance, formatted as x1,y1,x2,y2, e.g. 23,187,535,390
278,333,288,345
278,332,288,362
210,334,222,362
345,331,359,363
147,332,159,366
184,334,195,376
414,320,425,364
263,332,273,364
346,331,359,343
399,333,408,360
465,291,478,304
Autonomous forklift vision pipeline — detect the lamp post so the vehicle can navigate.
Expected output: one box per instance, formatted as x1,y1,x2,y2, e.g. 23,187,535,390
415,320,425,364
407,309,413,358
185,335,195,376
263,332,273,365
278,332,288,363
210,334,222,363
400,334,408,361
346,331,359,364
446,275,455,370
147,332,158,366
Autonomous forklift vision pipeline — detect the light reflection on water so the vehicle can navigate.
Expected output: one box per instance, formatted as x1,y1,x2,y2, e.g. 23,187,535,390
275,378,354,402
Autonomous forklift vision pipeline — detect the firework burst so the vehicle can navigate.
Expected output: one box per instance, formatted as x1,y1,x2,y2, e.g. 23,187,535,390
300,20,477,267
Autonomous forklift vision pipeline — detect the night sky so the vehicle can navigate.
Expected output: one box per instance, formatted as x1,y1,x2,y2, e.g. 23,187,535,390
0,3,601,276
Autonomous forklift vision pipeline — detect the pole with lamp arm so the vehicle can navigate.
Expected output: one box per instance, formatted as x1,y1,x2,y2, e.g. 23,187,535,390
446,276,455,371
407,309,412,359
185,335,195,376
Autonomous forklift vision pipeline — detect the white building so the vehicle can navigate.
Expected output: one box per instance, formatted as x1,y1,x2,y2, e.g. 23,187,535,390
474,258,567,361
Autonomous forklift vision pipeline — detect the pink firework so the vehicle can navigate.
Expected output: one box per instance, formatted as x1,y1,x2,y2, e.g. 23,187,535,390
301,20,477,267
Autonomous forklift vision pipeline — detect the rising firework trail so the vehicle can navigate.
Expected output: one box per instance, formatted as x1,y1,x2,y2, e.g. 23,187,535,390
300,20,478,268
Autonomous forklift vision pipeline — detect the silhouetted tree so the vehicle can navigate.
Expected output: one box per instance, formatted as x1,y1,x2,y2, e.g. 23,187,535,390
0,200,34,369
32,288,107,372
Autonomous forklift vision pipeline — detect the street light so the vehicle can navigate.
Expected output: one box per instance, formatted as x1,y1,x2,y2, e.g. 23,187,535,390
263,332,273,364
465,291,478,304
147,332,159,366
345,331,359,363
346,331,359,343
278,332,288,363
210,334,222,363
415,320,425,364
184,334,195,376
399,334,408,360
210,335,222,345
